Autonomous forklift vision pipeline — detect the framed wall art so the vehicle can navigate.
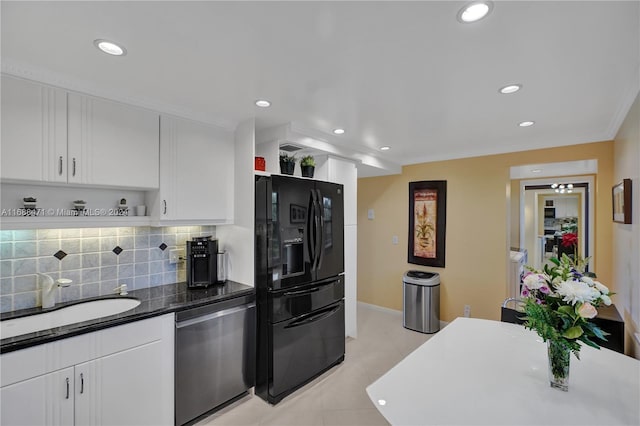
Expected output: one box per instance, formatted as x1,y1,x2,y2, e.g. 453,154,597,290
408,180,447,267
612,178,632,224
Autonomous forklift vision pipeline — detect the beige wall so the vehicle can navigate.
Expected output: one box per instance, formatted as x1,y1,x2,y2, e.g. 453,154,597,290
358,141,614,322
613,92,640,358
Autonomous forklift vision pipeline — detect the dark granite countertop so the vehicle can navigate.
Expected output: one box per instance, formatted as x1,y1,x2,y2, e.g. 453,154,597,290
0,281,254,354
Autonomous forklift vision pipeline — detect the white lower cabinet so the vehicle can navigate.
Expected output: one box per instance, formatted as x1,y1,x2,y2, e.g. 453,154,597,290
0,367,74,426
74,341,165,426
0,314,174,426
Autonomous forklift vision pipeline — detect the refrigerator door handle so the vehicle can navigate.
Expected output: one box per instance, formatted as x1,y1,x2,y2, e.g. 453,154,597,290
312,188,323,271
315,189,325,269
308,189,317,269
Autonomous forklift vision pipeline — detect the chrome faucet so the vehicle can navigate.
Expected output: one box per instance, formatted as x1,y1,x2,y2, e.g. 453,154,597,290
114,284,128,296
38,273,72,309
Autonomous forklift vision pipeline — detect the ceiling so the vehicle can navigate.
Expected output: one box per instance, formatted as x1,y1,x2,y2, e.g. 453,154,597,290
2,1,638,176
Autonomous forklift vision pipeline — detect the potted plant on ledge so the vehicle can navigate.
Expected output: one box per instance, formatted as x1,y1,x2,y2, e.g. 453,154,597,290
279,152,296,175
300,155,315,178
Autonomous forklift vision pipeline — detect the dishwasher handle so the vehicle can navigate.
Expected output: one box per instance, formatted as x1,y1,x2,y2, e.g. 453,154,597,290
176,302,255,329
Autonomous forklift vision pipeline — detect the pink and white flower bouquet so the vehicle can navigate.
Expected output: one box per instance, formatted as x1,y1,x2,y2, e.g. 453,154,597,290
522,252,612,357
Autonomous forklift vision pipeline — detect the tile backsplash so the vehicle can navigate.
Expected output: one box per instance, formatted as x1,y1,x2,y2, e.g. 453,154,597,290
0,226,215,313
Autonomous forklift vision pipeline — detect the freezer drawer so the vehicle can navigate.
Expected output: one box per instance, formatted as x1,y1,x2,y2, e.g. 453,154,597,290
270,277,344,323
269,300,345,400
175,298,256,426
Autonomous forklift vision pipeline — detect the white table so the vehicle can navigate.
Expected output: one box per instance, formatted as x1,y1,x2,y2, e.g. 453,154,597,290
366,317,640,425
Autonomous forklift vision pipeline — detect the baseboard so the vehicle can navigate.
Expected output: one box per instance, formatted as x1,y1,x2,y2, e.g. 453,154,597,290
357,301,449,329
357,301,402,316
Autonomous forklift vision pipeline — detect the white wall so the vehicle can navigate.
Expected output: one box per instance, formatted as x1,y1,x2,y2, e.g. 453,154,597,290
216,118,255,286
613,92,640,358
315,156,358,338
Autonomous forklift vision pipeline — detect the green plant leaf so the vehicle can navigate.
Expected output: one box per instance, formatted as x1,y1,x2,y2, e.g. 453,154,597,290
562,326,583,339
582,321,609,340
558,305,574,316
579,334,601,349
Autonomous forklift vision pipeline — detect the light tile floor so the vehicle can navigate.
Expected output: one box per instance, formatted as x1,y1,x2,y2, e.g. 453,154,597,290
196,304,434,426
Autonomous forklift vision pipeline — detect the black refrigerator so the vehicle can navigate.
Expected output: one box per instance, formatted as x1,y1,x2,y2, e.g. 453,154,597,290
255,174,345,405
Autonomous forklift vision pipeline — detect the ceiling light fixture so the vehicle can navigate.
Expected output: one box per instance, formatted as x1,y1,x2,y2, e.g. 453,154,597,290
519,121,535,127
551,183,574,194
255,99,271,108
531,169,542,173
333,128,345,135
457,1,493,23
499,84,522,94
380,146,390,151
94,39,126,56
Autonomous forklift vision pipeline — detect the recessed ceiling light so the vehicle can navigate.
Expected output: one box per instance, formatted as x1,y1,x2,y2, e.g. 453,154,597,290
378,399,387,406
531,169,542,173
333,128,345,135
94,39,126,56
519,121,535,127
380,146,390,151
457,1,493,23
499,84,522,94
255,99,271,108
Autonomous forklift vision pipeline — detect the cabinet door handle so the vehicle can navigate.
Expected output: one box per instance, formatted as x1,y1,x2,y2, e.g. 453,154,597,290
163,200,167,215
65,377,70,399
58,156,63,176
72,158,77,177
80,373,84,394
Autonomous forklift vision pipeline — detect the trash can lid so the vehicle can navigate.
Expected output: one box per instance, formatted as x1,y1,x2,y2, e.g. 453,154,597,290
403,270,440,286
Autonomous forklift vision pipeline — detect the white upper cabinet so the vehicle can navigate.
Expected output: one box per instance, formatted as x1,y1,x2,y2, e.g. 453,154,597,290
1,75,67,183
1,75,160,190
156,115,234,223
552,196,579,218
67,93,160,189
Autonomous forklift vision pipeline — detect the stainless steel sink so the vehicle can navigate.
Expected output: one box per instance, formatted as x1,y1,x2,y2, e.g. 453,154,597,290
1,298,141,339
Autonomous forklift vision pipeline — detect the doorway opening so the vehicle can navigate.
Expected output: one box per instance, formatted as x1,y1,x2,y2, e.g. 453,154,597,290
521,180,591,271
508,160,597,300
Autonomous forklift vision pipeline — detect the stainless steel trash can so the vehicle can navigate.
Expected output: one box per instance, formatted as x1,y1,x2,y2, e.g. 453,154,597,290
403,271,440,333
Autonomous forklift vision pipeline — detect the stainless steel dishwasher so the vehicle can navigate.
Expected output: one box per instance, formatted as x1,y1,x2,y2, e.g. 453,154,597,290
175,294,256,426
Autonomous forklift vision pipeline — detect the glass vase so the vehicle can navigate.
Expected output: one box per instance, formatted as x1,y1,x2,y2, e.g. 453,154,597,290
547,340,570,391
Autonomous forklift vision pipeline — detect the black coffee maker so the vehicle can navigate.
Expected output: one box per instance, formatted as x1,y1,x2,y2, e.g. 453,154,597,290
186,236,218,288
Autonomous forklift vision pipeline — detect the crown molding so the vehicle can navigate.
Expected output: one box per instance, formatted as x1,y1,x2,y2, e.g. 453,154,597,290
1,58,237,132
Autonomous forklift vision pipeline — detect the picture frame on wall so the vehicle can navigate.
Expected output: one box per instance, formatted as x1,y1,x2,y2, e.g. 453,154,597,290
612,178,632,224
408,180,447,267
